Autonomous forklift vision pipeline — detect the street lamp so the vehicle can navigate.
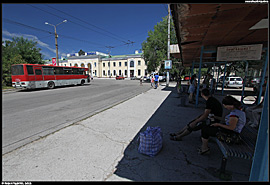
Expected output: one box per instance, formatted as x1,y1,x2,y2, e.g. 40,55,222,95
45,20,67,66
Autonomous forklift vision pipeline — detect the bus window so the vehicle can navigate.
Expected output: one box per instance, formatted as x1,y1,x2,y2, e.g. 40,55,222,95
78,68,85,75
55,67,64,75
72,68,79,75
35,69,42,75
11,65,24,75
63,68,72,75
43,67,54,75
26,65,34,75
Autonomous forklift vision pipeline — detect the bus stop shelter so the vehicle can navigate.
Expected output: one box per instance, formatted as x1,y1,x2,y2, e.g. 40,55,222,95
170,4,268,181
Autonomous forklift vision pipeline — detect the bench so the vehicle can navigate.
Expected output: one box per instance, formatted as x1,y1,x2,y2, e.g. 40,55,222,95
211,124,258,180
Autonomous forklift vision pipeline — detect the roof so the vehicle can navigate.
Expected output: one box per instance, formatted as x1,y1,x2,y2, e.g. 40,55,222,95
102,53,143,61
170,4,268,67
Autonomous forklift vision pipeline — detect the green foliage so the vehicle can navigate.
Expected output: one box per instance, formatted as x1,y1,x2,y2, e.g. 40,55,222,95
2,37,44,86
141,16,180,74
78,49,85,56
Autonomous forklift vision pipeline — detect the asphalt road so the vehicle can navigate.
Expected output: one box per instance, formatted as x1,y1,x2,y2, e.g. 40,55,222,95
2,79,151,154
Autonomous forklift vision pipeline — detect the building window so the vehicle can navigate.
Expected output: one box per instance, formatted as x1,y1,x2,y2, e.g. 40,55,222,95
130,60,134,67
108,62,110,67
108,70,111,76
94,62,96,67
119,70,122,76
113,70,116,76
125,70,127,76
103,63,105,67
125,62,127,67
103,70,106,76
138,60,141,66
119,62,121,67
138,69,141,76
113,62,116,67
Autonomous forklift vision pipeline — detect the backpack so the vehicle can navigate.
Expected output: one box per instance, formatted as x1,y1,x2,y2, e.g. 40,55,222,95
138,126,163,157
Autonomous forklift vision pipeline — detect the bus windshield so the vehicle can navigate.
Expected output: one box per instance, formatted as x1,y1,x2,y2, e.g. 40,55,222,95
11,65,24,75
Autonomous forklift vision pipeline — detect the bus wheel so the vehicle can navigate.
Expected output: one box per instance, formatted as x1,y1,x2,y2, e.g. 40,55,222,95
48,81,55,89
81,80,85,86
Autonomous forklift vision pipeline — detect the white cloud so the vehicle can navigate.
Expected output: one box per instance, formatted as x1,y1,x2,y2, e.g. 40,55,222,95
2,30,56,55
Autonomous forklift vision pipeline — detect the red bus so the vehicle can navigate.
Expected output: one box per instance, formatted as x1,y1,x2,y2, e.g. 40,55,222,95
11,64,90,89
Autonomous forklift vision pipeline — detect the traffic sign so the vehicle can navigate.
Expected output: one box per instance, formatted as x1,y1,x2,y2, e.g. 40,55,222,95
164,60,172,69
52,58,57,66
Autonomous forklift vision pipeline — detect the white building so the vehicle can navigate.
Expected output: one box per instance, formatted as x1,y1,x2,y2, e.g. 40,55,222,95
59,50,148,78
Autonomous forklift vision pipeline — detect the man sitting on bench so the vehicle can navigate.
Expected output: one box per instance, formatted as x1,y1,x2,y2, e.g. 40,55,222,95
199,95,246,155
170,88,223,141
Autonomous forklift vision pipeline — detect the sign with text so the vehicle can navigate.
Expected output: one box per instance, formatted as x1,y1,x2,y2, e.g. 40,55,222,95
217,44,262,61
52,58,57,66
164,60,172,69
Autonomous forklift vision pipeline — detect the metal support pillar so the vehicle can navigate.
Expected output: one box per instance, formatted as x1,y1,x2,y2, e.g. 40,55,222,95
216,65,220,91
195,46,203,107
241,61,248,104
249,78,269,181
257,51,268,105
221,62,227,96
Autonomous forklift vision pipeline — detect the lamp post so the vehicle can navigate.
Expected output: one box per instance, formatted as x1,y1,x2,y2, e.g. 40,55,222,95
45,20,67,66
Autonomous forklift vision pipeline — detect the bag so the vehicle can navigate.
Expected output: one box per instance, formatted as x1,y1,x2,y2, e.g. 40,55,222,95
216,129,242,145
138,126,163,157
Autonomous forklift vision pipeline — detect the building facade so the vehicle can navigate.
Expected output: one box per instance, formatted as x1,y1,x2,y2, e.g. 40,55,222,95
57,51,148,78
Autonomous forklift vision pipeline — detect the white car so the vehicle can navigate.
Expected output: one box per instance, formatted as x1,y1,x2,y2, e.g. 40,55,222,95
224,76,243,88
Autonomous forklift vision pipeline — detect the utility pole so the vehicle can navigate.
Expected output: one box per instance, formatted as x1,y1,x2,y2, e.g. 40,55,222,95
166,4,171,87
45,20,67,66
106,46,114,78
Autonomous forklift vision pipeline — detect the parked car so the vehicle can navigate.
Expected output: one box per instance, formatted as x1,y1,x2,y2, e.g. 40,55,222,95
252,76,268,93
224,76,243,88
183,76,191,81
159,75,166,82
130,76,140,80
244,76,253,87
250,77,261,86
116,76,125,80
144,76,151,82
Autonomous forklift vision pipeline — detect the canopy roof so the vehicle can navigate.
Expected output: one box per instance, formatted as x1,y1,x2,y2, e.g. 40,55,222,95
170,4,268,67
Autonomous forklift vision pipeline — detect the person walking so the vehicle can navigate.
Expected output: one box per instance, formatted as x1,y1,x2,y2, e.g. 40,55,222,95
151,75,154,88
154,73,159,89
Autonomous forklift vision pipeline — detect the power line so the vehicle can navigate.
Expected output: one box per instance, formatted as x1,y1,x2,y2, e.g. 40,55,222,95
3,18,53,35
3,18,103,47
45,4,130,43
27,4,133,45
3,18,135,49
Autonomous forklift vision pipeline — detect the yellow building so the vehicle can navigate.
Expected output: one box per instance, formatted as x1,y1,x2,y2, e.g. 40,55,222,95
62,51,148,78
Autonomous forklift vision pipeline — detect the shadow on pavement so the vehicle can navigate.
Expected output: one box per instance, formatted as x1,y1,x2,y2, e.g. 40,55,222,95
113,86,252,181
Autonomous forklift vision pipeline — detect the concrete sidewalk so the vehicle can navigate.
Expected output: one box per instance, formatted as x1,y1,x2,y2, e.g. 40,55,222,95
2,83,252,181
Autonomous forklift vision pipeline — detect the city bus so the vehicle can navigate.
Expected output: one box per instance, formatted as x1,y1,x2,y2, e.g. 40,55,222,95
11,64,90,89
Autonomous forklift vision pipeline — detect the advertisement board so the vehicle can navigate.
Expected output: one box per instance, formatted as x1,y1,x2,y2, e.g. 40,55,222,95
217,44,262,61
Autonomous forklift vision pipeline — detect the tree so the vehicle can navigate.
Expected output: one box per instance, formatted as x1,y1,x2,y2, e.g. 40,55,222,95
141,16,180,74
2,37,44,86
78,49,85,56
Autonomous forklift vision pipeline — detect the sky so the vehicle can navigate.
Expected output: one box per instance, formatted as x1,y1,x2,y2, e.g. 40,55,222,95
2,3,169,59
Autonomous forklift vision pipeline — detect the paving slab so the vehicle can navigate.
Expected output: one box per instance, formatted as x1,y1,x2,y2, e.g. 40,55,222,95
2,83,252,181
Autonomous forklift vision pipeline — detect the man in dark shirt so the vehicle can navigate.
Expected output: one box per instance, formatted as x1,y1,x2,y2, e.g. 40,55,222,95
170,88,223,141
